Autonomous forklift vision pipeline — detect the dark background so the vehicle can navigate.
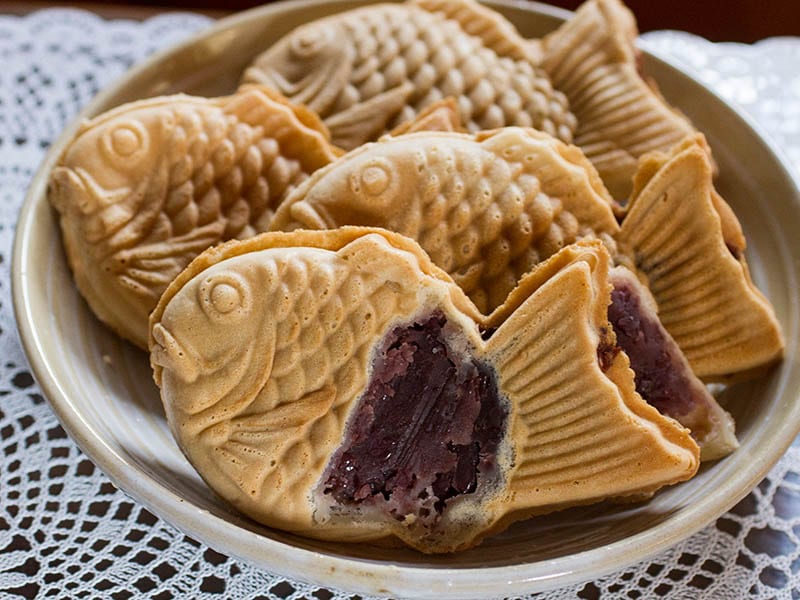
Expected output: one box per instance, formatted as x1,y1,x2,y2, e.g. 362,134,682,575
2,0,799,42
547,0,800,42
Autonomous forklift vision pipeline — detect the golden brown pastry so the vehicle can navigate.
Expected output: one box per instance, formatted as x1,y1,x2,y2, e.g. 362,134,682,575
269,126,760,458
150,229,699,553
539,0,701,200
49,85,339,349
618,137,784,380
387,97,464,136
270,127,619,314
242,0,576,150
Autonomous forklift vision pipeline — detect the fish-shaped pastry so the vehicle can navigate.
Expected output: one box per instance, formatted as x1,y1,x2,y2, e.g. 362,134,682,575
150,229,699,553
606,266,737,460
617,137,784,381
270,127,620,314
242,0,576,151
269,127,750,458
539,0,701,200
49,85,340,349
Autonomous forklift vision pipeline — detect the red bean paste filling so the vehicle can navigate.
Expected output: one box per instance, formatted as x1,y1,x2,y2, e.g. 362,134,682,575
323,312,506,527
607,280,705,420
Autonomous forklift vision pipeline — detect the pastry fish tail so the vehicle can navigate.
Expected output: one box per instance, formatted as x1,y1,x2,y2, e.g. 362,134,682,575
618,141,784,381
540,0,697,201
325,82,416,150
483,241,699,522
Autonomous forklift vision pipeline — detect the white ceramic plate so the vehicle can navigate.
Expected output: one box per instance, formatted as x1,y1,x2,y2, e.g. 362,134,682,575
12,0,800,597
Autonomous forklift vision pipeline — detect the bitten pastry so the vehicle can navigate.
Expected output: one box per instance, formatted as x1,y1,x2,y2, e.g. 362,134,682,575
618,138,784,380
270,127,620,314
49,85,339,349
607,266,737,460
539,0,701,200
242,0,576,150
150,229,699,553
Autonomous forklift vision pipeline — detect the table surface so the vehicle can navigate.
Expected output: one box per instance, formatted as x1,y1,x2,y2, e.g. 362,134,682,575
1,6,800,600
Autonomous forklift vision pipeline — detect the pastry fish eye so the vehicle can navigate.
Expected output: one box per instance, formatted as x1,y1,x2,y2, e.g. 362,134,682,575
100,119,149,169
350,158,397,205
198,272,251,322
289,24,333,59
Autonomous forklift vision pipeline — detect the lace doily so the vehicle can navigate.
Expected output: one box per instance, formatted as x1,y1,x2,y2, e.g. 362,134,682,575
1,9,800,599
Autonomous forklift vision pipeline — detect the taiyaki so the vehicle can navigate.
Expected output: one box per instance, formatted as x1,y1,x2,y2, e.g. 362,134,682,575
242,0,576,150
49,85,340,349
269,127,747,458
270,127,620,314
618,138,784,380
150,229,699,553
607,266,737,460
539,0,701,200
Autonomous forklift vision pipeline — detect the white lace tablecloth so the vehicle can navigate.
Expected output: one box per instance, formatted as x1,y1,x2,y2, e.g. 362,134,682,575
1,9,799,599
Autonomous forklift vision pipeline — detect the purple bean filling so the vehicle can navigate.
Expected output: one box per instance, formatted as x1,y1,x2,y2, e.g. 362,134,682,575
323,312,506,527
607,280,706,420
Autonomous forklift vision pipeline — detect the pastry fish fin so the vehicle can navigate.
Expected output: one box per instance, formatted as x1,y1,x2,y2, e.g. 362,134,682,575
222,85,339,169
212,387,335,512
110,220,226,302
618,143,784,380
483,240,607,329
334,231,427,285
540,0,697,201
230,84,334,141
285,199,334,231
478,127,620,230
412,0,535,62
484,242,699,517
227,386,336,444
387,97,464,136
325,82,415,150
331,229,473,314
